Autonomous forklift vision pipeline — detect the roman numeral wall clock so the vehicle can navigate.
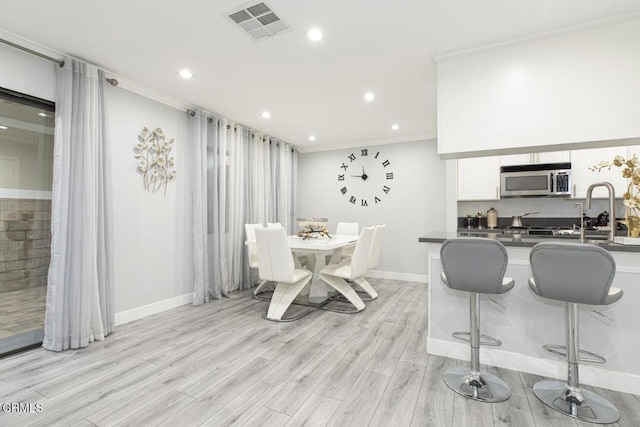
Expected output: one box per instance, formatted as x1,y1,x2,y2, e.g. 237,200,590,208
337,148,394,207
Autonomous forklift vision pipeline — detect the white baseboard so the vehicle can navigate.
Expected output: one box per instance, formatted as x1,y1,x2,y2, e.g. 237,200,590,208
366,269,428,283
114,293,193,326
427,337,640,396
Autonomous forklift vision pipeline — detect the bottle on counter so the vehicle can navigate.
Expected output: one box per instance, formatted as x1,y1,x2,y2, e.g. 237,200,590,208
464,214,474,229
475,212,487,229
487,207,498,229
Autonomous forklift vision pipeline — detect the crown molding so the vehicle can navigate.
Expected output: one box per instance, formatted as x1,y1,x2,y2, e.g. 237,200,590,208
0,28,65,63
297,133,436,153
433,10,640,63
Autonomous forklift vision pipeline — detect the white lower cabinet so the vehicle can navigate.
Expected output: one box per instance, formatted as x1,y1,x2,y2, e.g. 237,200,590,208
457,156,500,201
570,147,628,199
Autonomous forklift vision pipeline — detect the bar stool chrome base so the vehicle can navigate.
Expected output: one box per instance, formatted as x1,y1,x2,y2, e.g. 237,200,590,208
452,332,502,347
443,367,511,403
543,344,606,364
533,380,620,424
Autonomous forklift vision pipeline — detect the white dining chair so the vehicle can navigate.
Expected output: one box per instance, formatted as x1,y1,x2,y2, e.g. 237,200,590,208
351,224,385,300
319,226,375,313
271,221,311,268
335,222,359,235
245,223,272,297
245,223,263,266
255,227,312,321
334,222,359,260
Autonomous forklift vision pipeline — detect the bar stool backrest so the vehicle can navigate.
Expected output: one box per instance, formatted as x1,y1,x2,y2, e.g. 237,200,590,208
440,238,508,294
529,242,616,305
255,227,294,283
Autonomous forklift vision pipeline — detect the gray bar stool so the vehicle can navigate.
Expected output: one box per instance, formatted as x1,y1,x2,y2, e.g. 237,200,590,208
440,238,515,402
529,242,623,424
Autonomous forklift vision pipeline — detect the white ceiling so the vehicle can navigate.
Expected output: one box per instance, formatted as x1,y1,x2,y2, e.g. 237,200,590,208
1,1,640,151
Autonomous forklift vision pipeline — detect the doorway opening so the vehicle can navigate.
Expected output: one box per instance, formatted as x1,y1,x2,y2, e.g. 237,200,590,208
0,87,54,357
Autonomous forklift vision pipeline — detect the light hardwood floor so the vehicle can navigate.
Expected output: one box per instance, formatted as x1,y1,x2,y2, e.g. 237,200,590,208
0,278,639,426
0,286,46,339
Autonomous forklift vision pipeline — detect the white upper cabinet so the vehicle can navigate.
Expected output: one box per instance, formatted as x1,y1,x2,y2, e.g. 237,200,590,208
499,154,533,166
437,20,640,158
535,151,571,164
571,147,628,199
500,151,570,166
457,156,500,201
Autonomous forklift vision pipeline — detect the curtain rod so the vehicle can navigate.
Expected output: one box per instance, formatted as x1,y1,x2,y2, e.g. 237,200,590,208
0,37,65,67
0,37,119,86
185,108,295,151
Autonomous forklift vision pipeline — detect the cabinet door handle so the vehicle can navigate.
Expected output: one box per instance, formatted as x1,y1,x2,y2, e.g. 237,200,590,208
573,184,576,197
496,186,499,199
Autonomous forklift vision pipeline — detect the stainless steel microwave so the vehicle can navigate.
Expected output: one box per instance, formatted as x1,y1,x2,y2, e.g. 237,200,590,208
500,162,571,197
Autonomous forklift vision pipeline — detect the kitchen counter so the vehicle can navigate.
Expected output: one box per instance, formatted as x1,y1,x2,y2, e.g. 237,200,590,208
419,231,640,252
422,235,640,396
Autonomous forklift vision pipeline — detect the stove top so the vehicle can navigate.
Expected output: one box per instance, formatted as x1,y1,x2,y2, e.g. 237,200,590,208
505,225,581,236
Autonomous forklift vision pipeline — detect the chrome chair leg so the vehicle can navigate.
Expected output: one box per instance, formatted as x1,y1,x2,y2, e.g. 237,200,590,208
532,303,620,424
443,292,511,403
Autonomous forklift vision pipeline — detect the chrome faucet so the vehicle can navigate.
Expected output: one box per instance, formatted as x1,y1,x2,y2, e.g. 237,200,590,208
574,203,585,243
585,182,616,242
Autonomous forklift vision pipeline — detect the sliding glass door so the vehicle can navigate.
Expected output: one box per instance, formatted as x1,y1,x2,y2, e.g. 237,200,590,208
0,88,54,356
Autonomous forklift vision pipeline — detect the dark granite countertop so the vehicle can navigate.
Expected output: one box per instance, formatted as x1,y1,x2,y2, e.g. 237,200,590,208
419,232,640,253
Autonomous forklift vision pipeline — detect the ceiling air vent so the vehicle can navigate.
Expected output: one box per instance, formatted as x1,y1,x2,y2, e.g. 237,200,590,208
227,2,290,41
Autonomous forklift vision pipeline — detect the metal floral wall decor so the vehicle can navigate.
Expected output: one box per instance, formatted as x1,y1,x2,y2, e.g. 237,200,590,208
134,127,176,194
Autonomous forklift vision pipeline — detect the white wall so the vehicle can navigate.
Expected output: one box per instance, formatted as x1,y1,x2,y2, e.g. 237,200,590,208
297,139,446,280
437,18,640,158
0,43,194,321
107,88,193,314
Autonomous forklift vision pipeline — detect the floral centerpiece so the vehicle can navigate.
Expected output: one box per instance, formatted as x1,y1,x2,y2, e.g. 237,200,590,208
590,154,640,238
296,218,331,239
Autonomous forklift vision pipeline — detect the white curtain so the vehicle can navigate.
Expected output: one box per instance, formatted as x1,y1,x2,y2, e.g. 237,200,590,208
248,133,273,226
223,121,249,291
276,141,298,233
44,58,114,351
189,111,211,304
189,109,299,299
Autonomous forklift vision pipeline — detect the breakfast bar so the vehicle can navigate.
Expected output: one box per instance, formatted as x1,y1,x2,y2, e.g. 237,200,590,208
419,232,640,396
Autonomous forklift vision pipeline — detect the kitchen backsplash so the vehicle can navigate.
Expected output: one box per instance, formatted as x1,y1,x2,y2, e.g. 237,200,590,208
458,197,626,222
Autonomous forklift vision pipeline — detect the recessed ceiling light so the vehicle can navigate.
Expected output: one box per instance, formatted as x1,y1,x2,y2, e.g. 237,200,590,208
38,112,48,117
261,111,271,119
364,92,375,102
308,135,316,141
0,125,7,130
391,124,399,130
307,28,323,42
179,69,193,79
